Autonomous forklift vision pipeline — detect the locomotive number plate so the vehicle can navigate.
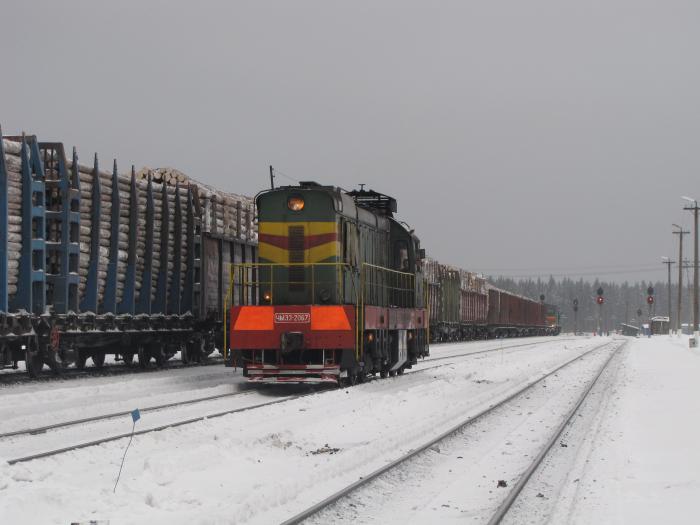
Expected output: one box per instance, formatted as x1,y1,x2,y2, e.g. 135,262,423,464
274,312,310,323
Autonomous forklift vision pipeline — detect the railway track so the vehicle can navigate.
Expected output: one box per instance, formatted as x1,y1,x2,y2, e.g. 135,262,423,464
0,355,224,386
486,340,625,525
0,336,576,386
3,336,579,443
278,339,623,525
422,336,577,364
3,336,589,466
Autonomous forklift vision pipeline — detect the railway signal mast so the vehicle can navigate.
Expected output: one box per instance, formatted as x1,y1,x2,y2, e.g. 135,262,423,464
596,287,604,336
661,257,674,335
573,298,579,335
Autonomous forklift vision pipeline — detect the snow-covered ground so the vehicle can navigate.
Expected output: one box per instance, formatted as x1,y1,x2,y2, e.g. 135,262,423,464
519,335,700,524
2,335,695,524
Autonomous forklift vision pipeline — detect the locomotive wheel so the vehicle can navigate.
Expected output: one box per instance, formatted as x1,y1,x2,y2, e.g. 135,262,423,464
92,353,105,369
341,370,357,387
389,370,396,377
137,345,149,369
122,353,134,366
25,348,43,378
380,369,388,379
396,366,405,376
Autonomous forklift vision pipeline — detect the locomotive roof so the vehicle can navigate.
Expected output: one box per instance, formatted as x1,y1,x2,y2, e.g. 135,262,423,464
260,182,413,237
346,188,397,217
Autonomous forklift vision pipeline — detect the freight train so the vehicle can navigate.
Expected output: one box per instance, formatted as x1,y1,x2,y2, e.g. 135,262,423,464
0,130,257,377
1,127,558,380
225,182,559,385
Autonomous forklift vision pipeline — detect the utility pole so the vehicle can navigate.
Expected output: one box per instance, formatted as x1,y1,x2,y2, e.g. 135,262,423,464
662,257,675,334
673,224,689,335
682,197,699,343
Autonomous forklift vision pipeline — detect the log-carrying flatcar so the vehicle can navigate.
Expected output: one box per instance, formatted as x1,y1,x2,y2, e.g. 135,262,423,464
226,182,429,385
0,130,257,377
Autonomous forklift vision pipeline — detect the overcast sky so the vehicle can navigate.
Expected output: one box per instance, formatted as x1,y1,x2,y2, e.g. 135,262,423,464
3,1,699,282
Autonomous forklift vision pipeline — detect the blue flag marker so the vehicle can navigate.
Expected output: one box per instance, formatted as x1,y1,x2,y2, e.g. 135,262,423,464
114,408,141,493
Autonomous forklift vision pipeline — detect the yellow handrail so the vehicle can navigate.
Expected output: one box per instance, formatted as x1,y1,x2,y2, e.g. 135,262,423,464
222,261,423,367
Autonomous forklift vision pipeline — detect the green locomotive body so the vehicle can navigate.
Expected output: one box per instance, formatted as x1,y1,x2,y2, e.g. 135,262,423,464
227,182,429,384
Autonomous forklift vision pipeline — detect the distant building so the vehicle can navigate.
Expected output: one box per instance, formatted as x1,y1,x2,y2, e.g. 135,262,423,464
649,316,670,335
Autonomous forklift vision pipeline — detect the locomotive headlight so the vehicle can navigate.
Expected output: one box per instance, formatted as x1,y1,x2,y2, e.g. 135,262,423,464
367,332,374,342
287,196,305,211
263,291,272,303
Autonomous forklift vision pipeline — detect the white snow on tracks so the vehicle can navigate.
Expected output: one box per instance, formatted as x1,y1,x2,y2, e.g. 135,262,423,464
0,336,602,524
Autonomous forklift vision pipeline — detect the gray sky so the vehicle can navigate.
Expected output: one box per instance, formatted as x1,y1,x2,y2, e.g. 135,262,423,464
3,0,699,282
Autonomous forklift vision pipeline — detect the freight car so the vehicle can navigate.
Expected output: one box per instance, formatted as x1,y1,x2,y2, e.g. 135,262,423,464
545,303,561,333
425,258,489,341
424,259,557,341
226,182,429,384
0,129,257,377
486,286,553,337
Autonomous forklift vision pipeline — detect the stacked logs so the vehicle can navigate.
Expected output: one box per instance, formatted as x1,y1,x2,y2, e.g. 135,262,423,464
68,159,112,302
2,139,24,297
134,180,147,303
116,174,132,303
150,183,163,303
137,167,256,242
2,142,258,311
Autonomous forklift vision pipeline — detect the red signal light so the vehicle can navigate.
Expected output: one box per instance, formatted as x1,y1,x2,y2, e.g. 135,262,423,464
647,296,654,305
596,296,604,305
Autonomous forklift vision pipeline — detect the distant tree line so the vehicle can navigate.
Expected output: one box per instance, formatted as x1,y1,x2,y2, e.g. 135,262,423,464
489,276,692,333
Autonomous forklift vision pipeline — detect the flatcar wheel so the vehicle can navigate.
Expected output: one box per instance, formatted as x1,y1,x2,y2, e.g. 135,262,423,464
153,345,167,368
75,352,88,370
45,349,63,376
180,343,190,365
137,346,149,369
92,353,105,369
25,348,43,378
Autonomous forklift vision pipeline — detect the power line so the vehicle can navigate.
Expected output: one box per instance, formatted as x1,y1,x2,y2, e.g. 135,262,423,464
488,266,666,280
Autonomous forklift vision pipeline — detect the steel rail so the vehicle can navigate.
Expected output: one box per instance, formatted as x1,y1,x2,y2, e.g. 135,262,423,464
0,390,256,439
422,337,577,364
0,357,224,386
4,337,590,465
279,340,620,525
5,392,314,465
2,337,577,438
486,340,625,525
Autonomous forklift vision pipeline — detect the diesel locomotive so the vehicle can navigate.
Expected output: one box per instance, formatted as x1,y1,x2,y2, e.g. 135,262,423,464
226,182,429,385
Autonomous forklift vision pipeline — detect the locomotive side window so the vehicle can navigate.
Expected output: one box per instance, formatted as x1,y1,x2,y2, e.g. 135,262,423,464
343,220,359,268
395,240,409,272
